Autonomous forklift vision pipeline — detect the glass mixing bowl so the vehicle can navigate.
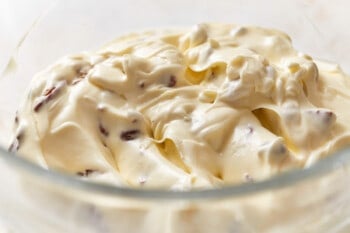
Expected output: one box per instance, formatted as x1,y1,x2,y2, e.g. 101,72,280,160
1,0,350,232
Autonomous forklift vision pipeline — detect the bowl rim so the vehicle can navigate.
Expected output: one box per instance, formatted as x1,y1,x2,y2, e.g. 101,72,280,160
1,146,349,200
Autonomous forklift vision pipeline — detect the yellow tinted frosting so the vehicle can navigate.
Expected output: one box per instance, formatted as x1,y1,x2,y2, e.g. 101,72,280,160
11,23,350,189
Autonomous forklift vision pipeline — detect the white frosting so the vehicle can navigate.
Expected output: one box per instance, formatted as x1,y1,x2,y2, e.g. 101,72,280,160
11,23,350,189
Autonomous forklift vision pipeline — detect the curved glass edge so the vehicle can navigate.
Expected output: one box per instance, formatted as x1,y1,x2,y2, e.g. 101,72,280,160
0,146,350,201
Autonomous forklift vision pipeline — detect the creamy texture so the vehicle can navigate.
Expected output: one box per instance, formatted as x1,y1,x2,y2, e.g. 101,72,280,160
10,23,350,189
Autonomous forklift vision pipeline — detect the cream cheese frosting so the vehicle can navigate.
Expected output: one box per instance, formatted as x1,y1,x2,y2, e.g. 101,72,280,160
10,23,350,189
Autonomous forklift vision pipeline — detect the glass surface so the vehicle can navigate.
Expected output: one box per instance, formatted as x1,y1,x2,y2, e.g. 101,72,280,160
1,0,350,232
